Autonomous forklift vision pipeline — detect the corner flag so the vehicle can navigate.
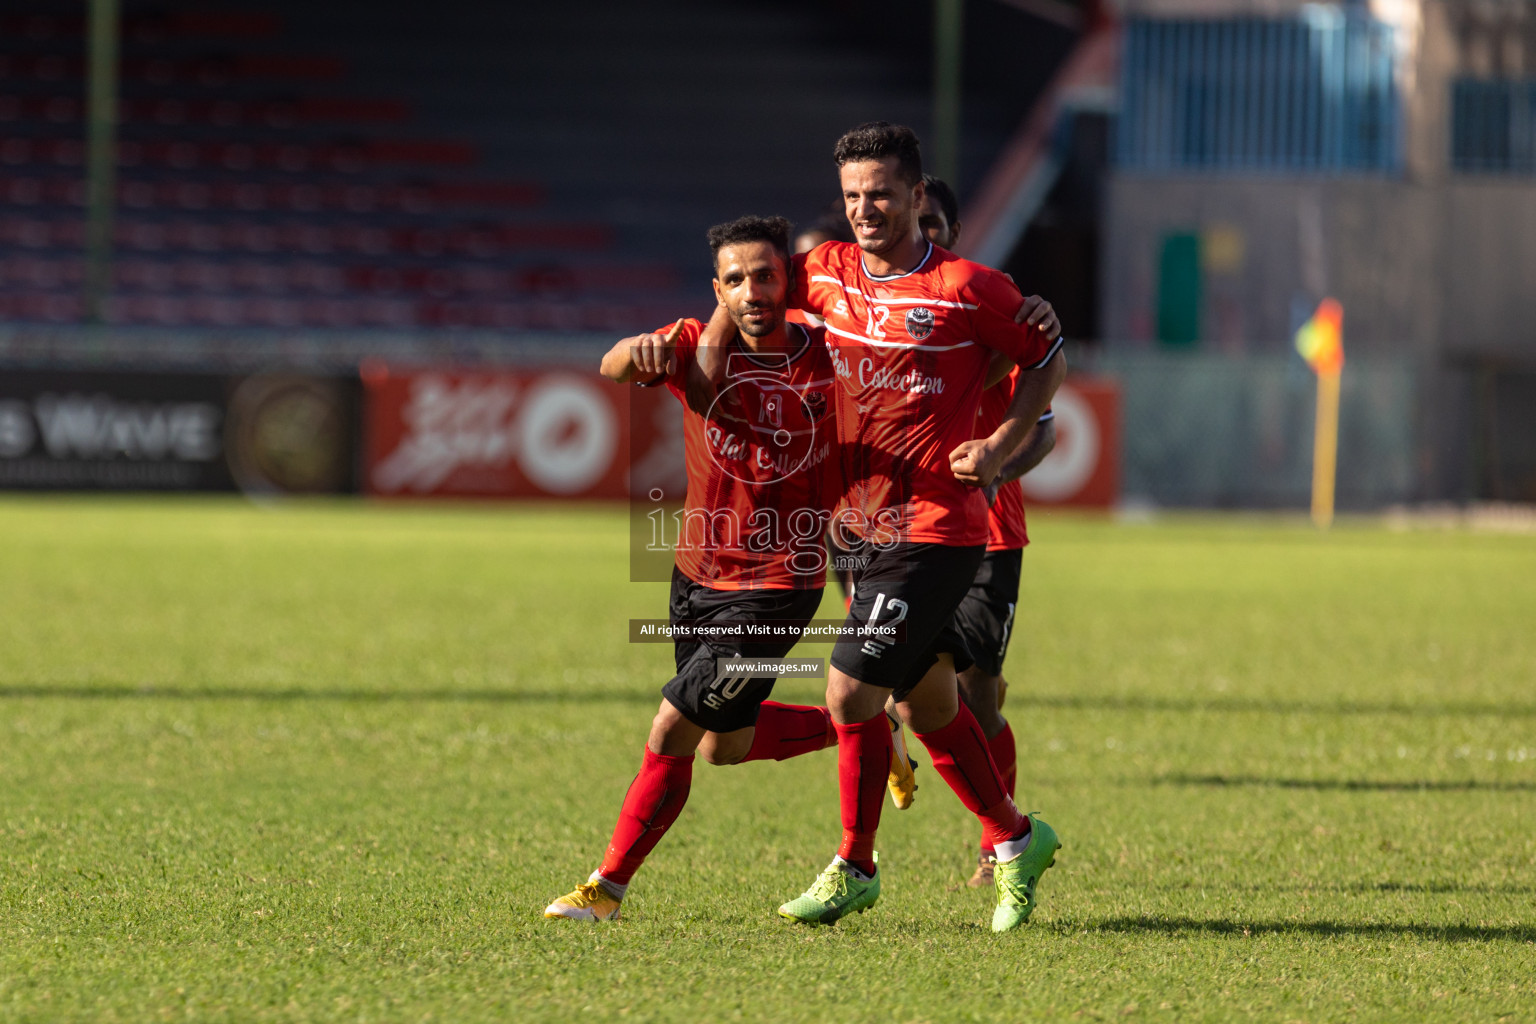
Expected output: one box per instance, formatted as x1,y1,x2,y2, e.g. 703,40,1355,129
1295,298,1344,376
1294,299,1344,529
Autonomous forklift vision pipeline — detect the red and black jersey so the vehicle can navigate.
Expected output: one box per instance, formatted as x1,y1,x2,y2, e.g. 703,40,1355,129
977,365,1053,552
792,241,1062,548
640,318,839,590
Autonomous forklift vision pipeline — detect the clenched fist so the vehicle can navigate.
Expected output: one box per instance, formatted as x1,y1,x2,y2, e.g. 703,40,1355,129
631,318,686,378
949,438,1004,488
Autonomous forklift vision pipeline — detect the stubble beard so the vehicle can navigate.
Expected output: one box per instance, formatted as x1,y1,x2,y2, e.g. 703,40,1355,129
733,307,780,338
856,211,912,260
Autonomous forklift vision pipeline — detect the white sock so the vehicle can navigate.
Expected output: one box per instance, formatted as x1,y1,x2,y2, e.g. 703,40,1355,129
832,855,875,881
994,828,1033,863
589,870,627,900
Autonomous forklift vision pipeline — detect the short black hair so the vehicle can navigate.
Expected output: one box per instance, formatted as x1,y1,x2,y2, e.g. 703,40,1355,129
707,215,792,270
921,174,959,226
833,121,923,187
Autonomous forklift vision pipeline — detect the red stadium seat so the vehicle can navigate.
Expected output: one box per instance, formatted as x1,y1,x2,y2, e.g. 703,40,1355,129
0,13,283,42
0,5,710,333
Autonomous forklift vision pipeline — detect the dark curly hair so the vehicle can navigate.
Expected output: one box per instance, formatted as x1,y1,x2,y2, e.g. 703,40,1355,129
833,121,923,187
707,215,792,269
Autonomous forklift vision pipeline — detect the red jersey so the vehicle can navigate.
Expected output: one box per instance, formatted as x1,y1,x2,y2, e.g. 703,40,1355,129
794,241,1063,547
978,365,1053,551
640,318,839,590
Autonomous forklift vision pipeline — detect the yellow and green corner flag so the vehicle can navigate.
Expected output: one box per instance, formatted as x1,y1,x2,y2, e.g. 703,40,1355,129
1294,299,1344,528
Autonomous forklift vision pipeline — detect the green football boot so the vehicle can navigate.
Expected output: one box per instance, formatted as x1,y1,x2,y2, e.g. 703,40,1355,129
992,815,1060,932
778,855,880,925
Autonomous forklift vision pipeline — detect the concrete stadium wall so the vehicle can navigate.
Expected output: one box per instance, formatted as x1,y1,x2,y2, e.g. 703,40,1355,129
1096,173,1536,503
1087,351,1420,509
1441,182,1536,359
1098,175,1536,361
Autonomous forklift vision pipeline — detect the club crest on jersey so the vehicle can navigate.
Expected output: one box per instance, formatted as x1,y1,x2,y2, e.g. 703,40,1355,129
800,390,828,423
905,307,936,340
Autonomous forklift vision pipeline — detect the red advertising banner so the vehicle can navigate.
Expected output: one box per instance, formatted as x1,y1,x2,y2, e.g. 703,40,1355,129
361,363,677,499
1018,377,1121,508
361,364,1117,507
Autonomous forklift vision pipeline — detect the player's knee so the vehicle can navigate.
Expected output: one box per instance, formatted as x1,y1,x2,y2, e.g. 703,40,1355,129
648,711,677,744
825,670,860,708
958,672,1005,728
697,733,748,766
957,677,993,713
827,672,885,722
648,707,704,758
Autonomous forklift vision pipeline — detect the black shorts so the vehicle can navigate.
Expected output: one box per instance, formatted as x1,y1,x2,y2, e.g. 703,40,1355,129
829,542,985,699
951,547,1023,678
662,567,824,733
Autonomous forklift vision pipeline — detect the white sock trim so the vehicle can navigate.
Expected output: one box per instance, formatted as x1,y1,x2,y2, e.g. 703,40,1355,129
588,870,627,900
831,855,875,881
994,828,1033,864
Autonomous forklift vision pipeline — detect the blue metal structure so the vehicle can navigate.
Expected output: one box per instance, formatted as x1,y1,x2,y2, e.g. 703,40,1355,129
1116,7,1402,173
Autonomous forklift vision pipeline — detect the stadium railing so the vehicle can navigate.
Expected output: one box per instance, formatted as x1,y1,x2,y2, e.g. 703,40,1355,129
1116,9,1403,175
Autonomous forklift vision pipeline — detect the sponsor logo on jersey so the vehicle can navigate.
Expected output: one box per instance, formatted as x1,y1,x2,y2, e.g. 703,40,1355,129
857,359,946,395
905,307,935,340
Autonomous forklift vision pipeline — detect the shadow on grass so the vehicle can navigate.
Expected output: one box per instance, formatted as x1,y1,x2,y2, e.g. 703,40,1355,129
0,685,659,704
1253,881,1536,896
1078,915,1536,943
1149,773,1536,793
1010,693,1536,718
4,687,1536,720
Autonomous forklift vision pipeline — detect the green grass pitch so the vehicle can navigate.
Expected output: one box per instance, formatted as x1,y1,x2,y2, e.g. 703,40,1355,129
1,497,1533,1022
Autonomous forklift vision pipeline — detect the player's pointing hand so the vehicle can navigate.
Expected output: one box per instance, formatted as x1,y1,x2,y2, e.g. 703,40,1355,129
1014,295,1060,339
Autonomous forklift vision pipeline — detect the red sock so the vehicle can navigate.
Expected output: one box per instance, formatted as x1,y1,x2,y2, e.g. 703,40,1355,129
742,702,836,762
980,721,1017,855
597,747,694,886
834,713,889,876
914,704,1028,850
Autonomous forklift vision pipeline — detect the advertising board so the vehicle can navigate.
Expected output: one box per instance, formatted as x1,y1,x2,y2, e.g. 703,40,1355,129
0,370,356,493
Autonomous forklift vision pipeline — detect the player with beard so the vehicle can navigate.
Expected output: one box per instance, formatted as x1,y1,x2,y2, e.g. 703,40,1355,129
747,122,1067,932
544,216,842,922
916,174,1059,888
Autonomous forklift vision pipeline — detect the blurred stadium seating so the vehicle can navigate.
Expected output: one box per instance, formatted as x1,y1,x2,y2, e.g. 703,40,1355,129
0,0,978,339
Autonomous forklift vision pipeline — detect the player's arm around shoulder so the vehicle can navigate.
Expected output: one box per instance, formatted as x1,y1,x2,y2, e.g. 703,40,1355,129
693,304,735,387
951,352,1065,488
949,261,1068,488
947,258,1061,368
599,318,693,385
785,245,845,322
